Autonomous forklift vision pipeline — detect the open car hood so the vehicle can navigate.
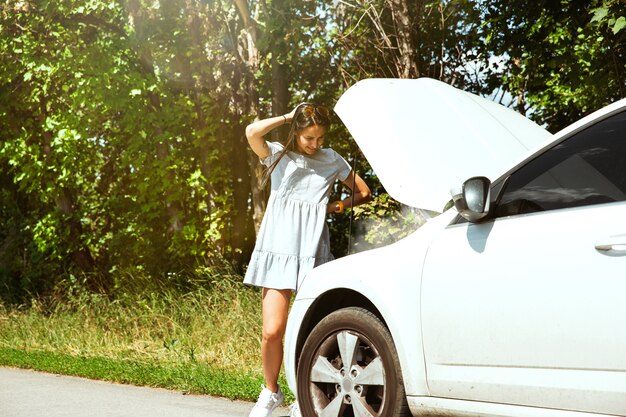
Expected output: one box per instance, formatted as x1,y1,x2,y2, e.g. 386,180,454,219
334,78,553,212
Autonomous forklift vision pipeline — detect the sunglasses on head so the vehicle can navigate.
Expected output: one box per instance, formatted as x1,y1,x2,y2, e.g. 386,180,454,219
301,104,330,118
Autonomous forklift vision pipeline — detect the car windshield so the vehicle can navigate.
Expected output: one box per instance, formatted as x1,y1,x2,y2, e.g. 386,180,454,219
495,110,626,216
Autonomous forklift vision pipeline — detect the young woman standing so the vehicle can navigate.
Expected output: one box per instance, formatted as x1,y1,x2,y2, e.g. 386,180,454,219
244,103,371,417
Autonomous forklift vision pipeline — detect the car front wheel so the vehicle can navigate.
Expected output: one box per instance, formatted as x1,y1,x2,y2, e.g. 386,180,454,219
297,307,410,417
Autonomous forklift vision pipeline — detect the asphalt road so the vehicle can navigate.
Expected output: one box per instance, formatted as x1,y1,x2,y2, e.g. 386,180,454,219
0,367,290,417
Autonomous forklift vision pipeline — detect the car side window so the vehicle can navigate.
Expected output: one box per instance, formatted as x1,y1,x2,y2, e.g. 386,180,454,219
495,110,626,217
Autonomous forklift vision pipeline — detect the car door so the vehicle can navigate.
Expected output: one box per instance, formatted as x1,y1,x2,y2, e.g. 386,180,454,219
421,110,626,415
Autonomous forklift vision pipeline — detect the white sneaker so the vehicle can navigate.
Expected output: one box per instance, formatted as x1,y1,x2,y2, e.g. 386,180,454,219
248,385,284,417
289,401,302,417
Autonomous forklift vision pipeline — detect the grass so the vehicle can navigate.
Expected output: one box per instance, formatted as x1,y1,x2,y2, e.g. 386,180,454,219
0,347,268,400
0,267,294,403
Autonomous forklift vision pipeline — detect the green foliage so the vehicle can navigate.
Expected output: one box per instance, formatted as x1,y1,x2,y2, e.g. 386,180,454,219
0,0,243,299
328,192,433,257
349,194,431,252
1,0,625,304
480,0,626,131
591,0,626,34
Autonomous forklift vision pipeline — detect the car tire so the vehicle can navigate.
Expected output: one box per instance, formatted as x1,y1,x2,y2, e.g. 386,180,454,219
297,307,410,417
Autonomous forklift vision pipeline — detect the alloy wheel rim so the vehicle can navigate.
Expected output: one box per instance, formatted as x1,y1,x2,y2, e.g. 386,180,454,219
308,330,386,417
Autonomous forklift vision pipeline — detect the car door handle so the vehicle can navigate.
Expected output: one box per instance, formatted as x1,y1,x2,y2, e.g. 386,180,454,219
595,242,626,256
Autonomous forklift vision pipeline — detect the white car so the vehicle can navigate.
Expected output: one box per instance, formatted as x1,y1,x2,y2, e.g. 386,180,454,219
284,78,626,417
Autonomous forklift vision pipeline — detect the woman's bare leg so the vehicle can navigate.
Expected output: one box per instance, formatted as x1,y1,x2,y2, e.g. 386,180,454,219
261,288,292,393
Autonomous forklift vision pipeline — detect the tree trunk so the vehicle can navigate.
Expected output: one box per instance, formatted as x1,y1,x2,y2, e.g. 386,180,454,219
54,188,96,274
230,122,256,271
234,0,267,234
270,0,290,142
387,0,419,78
271,56,290,141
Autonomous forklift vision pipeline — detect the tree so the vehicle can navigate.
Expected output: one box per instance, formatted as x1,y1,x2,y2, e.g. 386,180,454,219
1,0,129,292
0,0,241,295
480,0,626,131
3,0,623,301
332,0,486,91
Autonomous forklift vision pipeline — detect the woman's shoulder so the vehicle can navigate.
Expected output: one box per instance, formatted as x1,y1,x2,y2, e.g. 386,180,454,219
312,148,349,169
260,141,286,166
322,147,347,162
321,148,351,179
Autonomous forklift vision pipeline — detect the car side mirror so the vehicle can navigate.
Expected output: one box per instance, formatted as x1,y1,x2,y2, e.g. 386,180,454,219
452,176,491,222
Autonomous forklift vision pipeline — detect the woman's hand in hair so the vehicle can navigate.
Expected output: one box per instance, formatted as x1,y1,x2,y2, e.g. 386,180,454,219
284,103,303,123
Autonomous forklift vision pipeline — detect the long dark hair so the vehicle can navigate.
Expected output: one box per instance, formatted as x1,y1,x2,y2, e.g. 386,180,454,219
261,103,331,187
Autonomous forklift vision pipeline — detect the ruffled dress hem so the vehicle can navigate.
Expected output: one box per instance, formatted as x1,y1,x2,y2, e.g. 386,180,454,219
243,250,333,291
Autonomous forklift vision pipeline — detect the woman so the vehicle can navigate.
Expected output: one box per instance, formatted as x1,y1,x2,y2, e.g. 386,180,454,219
244,103,371,417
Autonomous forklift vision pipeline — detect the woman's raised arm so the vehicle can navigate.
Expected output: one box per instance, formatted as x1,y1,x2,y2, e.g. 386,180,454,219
245,116,286,159
245,106,298,159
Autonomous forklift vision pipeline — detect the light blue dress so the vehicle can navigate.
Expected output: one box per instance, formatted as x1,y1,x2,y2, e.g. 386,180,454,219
243,141,352,291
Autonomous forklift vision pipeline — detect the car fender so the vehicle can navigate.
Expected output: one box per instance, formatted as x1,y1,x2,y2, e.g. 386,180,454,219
285,209,457,398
